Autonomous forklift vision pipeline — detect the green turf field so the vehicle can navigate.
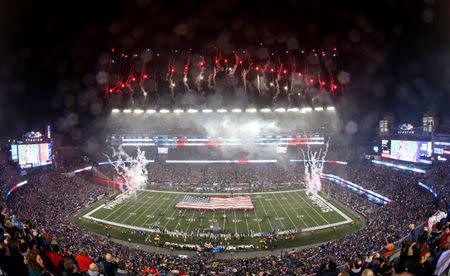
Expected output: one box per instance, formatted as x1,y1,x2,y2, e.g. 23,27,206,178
83,189,353,238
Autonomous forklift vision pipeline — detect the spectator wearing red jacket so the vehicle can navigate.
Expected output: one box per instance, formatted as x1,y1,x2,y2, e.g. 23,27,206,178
75,249,94,272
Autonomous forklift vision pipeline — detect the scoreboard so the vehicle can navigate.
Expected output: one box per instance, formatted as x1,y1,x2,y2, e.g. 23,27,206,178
11,143,53,169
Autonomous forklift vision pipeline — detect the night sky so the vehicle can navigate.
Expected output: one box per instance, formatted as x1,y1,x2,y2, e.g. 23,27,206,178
0,0,449,138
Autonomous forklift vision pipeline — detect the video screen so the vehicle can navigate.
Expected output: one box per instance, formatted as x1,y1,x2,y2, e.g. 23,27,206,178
18,143,52,168
389,140,432,163
10,144,18,161
381,140,390,158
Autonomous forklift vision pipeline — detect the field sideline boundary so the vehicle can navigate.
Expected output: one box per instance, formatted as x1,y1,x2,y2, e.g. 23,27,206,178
83,189,353,234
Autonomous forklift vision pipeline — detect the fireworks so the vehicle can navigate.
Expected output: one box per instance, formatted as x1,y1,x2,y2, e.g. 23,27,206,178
301,139,329,194
101,48,344,106
107,146,149,198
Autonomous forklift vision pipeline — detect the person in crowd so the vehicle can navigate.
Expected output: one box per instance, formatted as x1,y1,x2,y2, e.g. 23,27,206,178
25,249,50,276
75,249,94,273
102,253,118,276
87,263,103,276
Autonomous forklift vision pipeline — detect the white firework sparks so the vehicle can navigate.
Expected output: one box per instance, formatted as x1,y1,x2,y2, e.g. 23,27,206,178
107,146,149,198
301,139,329,194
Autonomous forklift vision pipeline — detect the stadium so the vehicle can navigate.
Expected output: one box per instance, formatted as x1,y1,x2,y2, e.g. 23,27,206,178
1,1,450,276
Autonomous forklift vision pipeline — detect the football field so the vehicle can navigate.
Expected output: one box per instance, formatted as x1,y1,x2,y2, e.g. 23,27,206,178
83,189,353,236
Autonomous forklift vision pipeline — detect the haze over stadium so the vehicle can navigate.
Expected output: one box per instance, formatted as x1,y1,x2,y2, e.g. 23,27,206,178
0,0,450,275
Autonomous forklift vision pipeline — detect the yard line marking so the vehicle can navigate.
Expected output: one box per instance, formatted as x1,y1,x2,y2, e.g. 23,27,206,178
184,210,197,234
272,193,298,231
281,192,308,228
244,211,250,234
298,193,331,225
150,194,181,228
315,193,352,223
266,194,286,230
126,192,164,225
173,209,187,232
102,192,145,221
222,210,226,232
257,196,274,231
139,193,177,228
252,208,263,233
116,192,159,224
233,210,238,234
287,191,320,226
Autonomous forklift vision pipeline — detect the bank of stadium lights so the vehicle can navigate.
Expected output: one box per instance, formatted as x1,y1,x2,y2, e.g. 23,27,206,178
300,107,313,113
113,106,335,114
287,107,300,112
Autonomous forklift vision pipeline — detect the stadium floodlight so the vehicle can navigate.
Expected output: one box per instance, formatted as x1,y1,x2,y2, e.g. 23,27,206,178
173,109,184,114
123,109,132,113
133,109,144,114
231,108,242,113
202,109,213,113
314,107,324,111
217,108,227,113
146,109,156,114
112,108,120,113
246,108,257,113
327,106,335,111
275,107,286,113
159,109,170,113
260,108,271,113
287,107,300,112
187,109,198,113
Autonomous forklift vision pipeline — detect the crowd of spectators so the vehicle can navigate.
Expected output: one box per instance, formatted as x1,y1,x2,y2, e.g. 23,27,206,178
0,150,448,275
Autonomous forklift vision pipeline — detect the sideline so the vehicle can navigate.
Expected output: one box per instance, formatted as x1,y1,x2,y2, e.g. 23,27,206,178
83,190,353,234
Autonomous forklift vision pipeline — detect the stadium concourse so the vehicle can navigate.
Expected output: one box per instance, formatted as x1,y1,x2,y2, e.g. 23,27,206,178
0,149,449,276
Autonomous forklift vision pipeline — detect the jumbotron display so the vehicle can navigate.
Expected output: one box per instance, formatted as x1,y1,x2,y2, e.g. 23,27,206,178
381,139,432,164
17,143,53,168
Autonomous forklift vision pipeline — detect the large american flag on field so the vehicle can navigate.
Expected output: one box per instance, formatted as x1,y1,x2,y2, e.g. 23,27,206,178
176,195,254,211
